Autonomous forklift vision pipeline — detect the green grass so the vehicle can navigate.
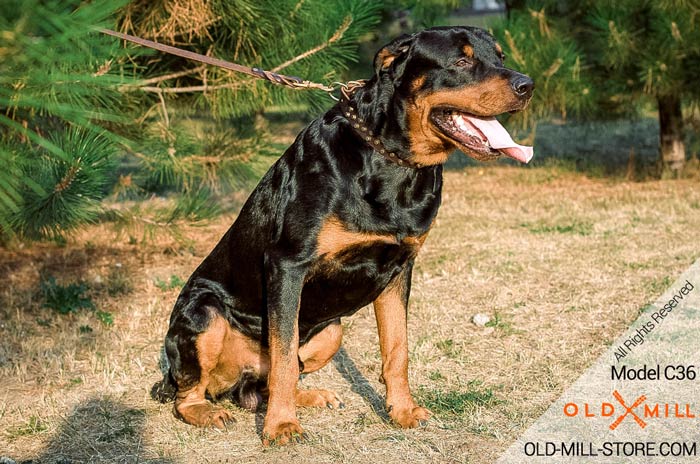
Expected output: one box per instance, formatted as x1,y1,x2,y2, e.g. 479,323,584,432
485,312,518,335
79,324,94,334
638,304,655,315
95,310,115,326
624,261,649,270
154,275,186,291
104,267,133,297
41,276,95,314
6,416,48,439
40,276,113,325
417,381,498,419
436,339,461,358
648,276,673,295
521,220,593,236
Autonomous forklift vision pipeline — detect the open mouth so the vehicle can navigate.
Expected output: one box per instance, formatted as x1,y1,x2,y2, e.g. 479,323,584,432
430,108,533,163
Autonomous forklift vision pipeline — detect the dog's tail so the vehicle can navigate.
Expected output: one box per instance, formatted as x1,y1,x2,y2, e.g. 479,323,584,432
150,345,177,403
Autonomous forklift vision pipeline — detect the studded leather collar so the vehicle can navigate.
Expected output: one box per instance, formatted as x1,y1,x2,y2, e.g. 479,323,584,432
339,99,424,169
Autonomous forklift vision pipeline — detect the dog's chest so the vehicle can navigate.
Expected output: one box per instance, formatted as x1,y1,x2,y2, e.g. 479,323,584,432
297,216,428,323
314,215,427,262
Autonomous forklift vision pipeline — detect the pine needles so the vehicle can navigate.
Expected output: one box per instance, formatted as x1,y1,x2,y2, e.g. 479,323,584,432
490,0,700,174
0,0,137,242
489,7,594,133
1,0,388,244
10,129,117,240
2,0,460,244
118,0,383,117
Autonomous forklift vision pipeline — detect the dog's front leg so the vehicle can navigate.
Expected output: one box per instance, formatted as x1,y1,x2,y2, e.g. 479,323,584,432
373,262,431,428
262,252,307,446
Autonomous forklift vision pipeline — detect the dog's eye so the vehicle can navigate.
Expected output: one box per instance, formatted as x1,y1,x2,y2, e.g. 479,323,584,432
454,57,474,67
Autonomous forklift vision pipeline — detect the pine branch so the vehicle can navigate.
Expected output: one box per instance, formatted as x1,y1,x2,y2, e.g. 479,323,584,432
156,90,170,127
271,15,352,73
136,82,245,93
138,65,207,85
120,14,354,96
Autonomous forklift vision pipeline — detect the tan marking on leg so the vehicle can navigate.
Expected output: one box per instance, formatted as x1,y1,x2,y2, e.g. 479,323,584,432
295,322,344,410
263,307,304,446
374,271,431,428
298,323,342,373
210,325,268,396
174,315,235,428
295,389,343,409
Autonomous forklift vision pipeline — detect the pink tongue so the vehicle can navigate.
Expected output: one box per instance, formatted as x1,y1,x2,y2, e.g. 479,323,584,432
466,116,533,163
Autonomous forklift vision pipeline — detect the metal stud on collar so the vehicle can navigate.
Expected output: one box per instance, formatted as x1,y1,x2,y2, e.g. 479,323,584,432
339,100,423,169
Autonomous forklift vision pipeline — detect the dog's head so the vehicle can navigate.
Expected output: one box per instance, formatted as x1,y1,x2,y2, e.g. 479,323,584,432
366,26,534,166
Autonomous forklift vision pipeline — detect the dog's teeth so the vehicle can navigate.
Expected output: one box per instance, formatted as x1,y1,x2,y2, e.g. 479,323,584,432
451,113,485,141
455,116,470,132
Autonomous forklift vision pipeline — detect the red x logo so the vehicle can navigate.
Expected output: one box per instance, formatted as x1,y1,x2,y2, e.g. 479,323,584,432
609,390,647,430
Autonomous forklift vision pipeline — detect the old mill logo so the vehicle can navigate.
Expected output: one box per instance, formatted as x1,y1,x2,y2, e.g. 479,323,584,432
563,390,695,430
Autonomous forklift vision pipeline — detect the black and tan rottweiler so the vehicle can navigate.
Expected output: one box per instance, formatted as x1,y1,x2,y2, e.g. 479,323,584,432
152,26,534,445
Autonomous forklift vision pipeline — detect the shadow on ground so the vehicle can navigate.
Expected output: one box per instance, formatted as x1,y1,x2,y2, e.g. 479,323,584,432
10,398,172,464
332,346,390,421
250,345,390,437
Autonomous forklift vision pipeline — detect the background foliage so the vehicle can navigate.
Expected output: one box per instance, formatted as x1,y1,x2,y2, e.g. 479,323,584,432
490,0,700,174
0,0,135,240
3,0,447,243
3,0,698,244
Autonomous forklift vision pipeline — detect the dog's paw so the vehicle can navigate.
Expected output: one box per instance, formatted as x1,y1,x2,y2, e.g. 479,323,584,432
262,419,307,446
388,404,431,428
295,389,345,409
208,406,236,429
150,378,177,403
175,401,236,429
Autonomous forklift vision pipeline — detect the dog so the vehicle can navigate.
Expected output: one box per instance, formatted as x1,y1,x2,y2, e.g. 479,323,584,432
152,25,534,445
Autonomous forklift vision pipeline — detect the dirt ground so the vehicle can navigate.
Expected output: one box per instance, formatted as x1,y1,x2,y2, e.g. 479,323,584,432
1,166,699,463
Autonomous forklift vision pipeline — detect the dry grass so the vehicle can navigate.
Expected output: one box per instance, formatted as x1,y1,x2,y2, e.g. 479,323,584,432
1,166,699,463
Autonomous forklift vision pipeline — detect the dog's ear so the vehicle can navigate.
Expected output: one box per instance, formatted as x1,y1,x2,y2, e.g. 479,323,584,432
374,34,414,76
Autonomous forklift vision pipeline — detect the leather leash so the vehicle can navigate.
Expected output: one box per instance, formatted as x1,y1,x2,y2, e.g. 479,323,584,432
98,29,420,168
98,28,337,94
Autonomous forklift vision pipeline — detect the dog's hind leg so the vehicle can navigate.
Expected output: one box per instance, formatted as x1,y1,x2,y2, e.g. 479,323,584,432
295,321,344,409
167,306,236,429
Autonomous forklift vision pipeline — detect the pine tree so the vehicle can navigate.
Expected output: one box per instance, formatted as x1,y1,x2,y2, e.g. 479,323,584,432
117,0,384,117
1,0,386,243
492,0,700,176
489,6,593,136
0,0,138,241
2,0,456,243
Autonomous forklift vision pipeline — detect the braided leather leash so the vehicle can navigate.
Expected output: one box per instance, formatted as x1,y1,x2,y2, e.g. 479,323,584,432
98,28,337,94
99,29,420,168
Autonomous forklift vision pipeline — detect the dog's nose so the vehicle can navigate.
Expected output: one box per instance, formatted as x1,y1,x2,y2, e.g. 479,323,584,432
511,75,534,98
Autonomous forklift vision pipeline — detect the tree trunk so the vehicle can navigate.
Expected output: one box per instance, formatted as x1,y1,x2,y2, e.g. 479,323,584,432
657,94,685,178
